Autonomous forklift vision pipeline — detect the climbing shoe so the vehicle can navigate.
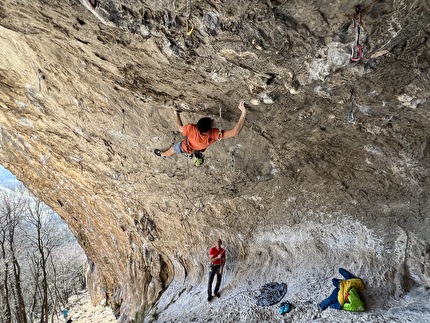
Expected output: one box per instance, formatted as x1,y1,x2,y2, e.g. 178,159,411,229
193,156,204,166
193,151,204,167
154,149,162,157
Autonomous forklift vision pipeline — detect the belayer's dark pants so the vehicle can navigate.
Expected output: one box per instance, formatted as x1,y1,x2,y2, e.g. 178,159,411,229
208,265,222,296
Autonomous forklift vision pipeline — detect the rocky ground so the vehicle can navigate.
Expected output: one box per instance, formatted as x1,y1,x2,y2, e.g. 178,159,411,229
152,221,430,322
54,291,117,323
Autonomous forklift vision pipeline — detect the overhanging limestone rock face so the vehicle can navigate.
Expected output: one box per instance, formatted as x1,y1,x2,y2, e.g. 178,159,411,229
1,0,430,321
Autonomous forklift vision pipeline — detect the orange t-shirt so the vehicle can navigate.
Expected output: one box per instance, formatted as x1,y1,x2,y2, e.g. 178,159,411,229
181,124,223,153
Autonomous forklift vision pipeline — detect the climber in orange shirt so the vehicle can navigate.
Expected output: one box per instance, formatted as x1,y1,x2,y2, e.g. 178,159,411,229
154,100,247,165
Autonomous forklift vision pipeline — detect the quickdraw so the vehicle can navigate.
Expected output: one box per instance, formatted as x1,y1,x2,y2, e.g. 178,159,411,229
185,19,194,36
348,89,356,123
185,0,194,36
351,5,364,62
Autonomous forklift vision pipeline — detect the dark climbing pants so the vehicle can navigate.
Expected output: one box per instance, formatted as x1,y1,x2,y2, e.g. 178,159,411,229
208,265,222,296
319,268,357,311
319,287,342,310
331,268,357,289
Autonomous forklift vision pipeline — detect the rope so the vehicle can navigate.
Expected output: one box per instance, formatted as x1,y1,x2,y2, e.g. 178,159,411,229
221,288,262,303
185,0,191,18
121,109,125,133
218,104,223,140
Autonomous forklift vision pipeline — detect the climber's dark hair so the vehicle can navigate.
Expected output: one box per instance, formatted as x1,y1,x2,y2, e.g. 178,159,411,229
197,117,212,134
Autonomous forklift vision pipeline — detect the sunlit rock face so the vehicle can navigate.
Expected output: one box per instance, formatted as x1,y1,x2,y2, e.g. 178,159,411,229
1,0,429,321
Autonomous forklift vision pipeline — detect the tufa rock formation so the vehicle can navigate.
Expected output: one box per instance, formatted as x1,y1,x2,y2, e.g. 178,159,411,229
1,0,429,321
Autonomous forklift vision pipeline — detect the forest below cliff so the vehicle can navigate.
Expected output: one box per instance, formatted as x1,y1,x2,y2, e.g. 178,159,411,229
0,168,86,323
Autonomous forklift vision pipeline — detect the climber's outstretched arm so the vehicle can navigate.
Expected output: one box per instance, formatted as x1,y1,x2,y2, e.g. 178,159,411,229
175,110,184,133
223,101,247,139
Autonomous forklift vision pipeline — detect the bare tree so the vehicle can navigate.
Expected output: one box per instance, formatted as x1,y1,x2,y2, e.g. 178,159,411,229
0,189,28,323
0,183,86,323
0,211,12,323
27,252,41,323
24,197,61,323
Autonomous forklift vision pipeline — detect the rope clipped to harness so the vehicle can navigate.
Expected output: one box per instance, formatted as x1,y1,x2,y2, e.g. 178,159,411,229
351,5,364,62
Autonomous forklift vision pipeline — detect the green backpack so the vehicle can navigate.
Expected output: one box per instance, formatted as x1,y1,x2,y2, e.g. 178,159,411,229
342,287,365,312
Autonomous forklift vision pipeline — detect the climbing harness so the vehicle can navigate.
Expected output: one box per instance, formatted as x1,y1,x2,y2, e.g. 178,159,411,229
185,0,194,36
183,139,204,166
351,5,364,62
121,109,125,133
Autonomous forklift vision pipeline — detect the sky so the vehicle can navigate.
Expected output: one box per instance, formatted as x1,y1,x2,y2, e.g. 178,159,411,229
0,165,18,187
0,165,75,236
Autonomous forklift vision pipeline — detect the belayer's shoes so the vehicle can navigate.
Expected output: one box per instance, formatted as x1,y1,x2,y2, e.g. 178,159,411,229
207,295,213,302
154,149,162,157
279,302,291,315
215,292,221,298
